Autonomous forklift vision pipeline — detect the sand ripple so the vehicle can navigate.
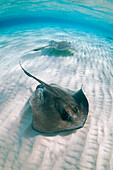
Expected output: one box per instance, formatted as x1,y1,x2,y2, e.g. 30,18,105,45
0,26,113,170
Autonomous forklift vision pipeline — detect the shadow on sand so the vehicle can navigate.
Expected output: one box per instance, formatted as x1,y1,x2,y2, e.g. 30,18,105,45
21,47,75,60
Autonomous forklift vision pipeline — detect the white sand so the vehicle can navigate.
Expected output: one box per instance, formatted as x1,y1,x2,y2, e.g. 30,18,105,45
0,25,113,170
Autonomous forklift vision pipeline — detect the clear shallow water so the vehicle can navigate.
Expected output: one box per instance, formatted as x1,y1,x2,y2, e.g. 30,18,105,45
0,1,113,170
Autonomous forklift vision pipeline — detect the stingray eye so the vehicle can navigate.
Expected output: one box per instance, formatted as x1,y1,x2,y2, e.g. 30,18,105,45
74,106,78,113
61,110,72,121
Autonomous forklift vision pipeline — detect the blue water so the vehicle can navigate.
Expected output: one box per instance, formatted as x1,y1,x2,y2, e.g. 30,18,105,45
0,0,113,34
0,1,113,170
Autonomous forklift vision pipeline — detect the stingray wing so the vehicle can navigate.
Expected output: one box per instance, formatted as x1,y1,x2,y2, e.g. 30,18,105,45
73,88,89,123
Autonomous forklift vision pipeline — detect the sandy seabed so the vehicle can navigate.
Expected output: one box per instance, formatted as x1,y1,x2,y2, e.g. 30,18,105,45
0,25,113,170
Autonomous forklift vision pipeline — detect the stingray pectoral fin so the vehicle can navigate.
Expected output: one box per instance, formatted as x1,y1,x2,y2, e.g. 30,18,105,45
73,89,89,116
33,45,49,51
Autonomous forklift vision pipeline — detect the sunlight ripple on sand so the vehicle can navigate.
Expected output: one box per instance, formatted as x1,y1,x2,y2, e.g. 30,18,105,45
0,27,113,170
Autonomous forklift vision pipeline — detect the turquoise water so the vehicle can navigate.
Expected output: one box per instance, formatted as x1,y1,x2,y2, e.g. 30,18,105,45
0,1,113,170
0,0,113,34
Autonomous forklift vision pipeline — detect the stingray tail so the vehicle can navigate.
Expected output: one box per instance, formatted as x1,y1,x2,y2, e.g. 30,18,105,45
19,62,47,85
33,45,49,51
71,48,77,52
19,62,59,96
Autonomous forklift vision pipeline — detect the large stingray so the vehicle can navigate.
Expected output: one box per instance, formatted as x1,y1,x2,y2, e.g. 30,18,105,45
20,64,89,133
33,40,77,52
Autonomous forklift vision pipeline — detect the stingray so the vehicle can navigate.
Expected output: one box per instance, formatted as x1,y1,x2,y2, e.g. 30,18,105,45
20,64,89,133
33,40,77,52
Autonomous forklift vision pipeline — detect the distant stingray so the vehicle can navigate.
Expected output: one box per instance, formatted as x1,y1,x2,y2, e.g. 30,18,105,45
20,63,89,133
33,40,77,52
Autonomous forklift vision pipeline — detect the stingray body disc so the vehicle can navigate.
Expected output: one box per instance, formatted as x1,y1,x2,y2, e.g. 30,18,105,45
30,84,89,133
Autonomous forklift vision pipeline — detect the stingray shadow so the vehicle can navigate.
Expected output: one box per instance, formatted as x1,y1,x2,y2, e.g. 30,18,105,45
20,99,40,138
21,47,75,60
